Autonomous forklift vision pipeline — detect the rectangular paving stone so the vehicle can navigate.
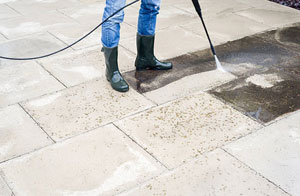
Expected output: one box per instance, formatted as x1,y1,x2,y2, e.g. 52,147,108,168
21,77,155,141
224,111,300,196
210,70,300,123
0,124,165,196
0,105,53,162
0,11,77,39
121,149,288,196
120,26,208,60
48,22,136,50
39,46,135,87
0,176,12,196
115,92,261,169
6,0,82,15
173,0,251,19
0,32,68,67
143,70,236,104
236,7,300,28
0,62,65,107
0,4,19,20
181,13,270,44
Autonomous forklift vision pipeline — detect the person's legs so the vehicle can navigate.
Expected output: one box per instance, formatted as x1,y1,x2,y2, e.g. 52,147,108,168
135,0,173,70
102,0,126,47
102,0,129,92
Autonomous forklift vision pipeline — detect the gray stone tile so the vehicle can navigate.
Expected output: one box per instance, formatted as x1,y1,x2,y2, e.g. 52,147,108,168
121,149,288,196
210,70,300,123
120,26,208,60
57,2,105,24
143,70,236,104
39,46,135,87
21,77,155,141
0,32,68,67
0,176,12,196
236,7,300,28
181,13,270,44
6,0,82,15
0,4,19,20
0,124,165,196
0,11,77,39
224,111,300,196
48,22,136,50
115,92,261,169
173,0,251,19
0,62,65,107
0,105,53,162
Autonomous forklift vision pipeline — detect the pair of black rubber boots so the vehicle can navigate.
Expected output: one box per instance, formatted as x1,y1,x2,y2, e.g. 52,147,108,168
102,33,173,92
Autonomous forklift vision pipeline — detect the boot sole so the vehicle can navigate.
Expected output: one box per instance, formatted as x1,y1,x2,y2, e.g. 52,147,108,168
136,66,173,71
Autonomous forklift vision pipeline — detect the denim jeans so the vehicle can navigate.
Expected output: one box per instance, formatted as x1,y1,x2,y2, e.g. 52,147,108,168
101,0,161,48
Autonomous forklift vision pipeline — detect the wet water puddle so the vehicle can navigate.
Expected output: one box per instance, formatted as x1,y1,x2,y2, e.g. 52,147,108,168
123,23,300,123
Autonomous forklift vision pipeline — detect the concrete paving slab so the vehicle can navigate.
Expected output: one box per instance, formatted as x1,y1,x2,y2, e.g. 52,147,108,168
192,35,299,76
0,176,11,196
224,111,300,196
57,2,105,25
236,7,300,28
115,92,261,169
0,32,68,67
6,0,82,15
254,24,300,54
39,46,135,87
0,4,19,20
48,22,136,50
0,33,6,42
120,26,208,60
0,62,65,108
143,70,236,104
0,124,165,196
210,70,300,123
173,0,251,19
121,149,288,196
0,105,53,163
21,77,155,141
124,5,197,31
181,13,270,45
0,11,77,39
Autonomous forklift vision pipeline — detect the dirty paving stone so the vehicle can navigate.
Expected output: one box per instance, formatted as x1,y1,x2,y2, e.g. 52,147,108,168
209,70,300,123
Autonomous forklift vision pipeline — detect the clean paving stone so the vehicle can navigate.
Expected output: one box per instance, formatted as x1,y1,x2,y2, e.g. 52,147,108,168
121,149,288,196
0,4,19,20
0,32,68,67
115,92,262,169
173,0,251,19
0,124,165,196
6,0,82,15
236,7,300,28
224,111,300,196
0,62,65,108
21,77,155,141
0,176,12,196
181,13,270,45
39,46,135,87
120,26,208,60
0,105,53,163
0,11,77,39
0,33,7,42
143,70,236,104
48,22,136,50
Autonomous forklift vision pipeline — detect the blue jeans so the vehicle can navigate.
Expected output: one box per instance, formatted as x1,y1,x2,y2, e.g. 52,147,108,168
101,0,161,48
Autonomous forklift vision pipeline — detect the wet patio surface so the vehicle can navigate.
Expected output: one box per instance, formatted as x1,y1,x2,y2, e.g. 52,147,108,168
124,23,300,123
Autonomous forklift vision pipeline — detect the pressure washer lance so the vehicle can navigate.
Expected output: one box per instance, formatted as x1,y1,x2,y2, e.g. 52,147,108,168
191,0,226,72
0,0,140,61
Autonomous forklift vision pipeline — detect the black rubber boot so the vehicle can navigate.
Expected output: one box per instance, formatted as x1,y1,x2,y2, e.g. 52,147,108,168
135,33,173,71
102,46,129,92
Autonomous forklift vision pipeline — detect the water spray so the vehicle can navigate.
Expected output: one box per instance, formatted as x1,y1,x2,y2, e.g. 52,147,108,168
191,0,226,72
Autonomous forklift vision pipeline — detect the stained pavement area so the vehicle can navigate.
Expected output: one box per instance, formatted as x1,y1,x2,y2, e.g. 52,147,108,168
1,0,300,195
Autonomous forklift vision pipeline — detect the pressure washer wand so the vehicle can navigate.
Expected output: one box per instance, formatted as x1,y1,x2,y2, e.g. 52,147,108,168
191,0,225,72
